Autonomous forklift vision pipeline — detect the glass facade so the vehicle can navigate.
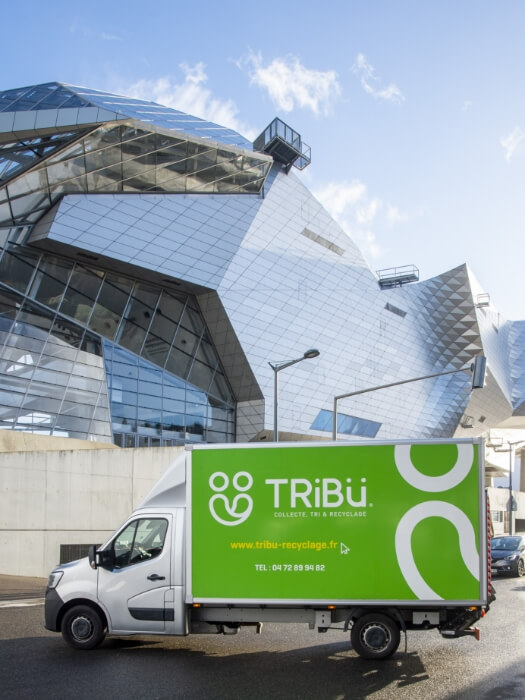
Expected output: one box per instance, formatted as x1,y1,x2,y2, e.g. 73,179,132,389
0,229,235,445
0,122,271,228
311,409,381,438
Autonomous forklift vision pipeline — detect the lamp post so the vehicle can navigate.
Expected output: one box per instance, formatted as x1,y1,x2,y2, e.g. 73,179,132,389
488,438,525,536
269,349,320,442
332,356,487,440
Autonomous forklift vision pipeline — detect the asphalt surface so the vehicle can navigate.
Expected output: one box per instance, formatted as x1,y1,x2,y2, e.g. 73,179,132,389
0,573,524,699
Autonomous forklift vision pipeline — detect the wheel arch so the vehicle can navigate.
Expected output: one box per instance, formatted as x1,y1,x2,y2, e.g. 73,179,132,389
57,598,108,633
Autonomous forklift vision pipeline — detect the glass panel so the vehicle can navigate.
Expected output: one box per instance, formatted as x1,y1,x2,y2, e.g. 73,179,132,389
86,165,123,192
165,347,192,379
116,284,158,354
9,191,51,223
84,145,123,173
180,306,205,335
311,409,381,438
29,255,71,309
16,301,54,339
194,337,218,369
111,402,137,420
163,398,185,414
88,273,132,340
81,332,102,356
60,264,103,324
162,413,185,432
45,138,85,166
141,334,170,367
172,325,199,358
0,247,39,293
186,415,205,436
0,200,13,226
137,393,162,410
122,132,157,164
46,156,87,191
8,168,48,199
159,290,185,321
156,139,188,168
187,359,213,392
0,287,21,331
138,364,162,383
49,316,84,349
208,371,233,403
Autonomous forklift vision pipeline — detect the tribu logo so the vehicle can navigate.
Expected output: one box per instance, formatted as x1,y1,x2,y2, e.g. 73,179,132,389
208,471,253,526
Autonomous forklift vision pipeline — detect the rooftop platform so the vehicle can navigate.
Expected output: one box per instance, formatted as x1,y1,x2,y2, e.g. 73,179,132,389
253,117,311,172
376,265,420,289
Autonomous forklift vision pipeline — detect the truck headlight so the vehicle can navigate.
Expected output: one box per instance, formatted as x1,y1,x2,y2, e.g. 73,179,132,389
47,571,63,589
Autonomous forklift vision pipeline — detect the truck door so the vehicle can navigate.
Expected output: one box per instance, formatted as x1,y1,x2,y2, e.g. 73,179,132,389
97,515,173,634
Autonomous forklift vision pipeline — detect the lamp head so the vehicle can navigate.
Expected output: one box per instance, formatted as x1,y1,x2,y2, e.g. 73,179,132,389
303,349,320,360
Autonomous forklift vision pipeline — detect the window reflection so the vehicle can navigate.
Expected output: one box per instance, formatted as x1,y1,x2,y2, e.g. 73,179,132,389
0,240,235,446
60,265,103,324
29,256,71,308
0,117,270,227
88,273,131,339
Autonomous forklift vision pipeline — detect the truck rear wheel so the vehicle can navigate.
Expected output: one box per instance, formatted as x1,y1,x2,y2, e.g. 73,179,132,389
61,604,106,650
351,613,400,659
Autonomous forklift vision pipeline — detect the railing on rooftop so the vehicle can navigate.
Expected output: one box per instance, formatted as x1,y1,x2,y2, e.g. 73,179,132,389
376,265,420,289
253,117,311,172
476,293,490,308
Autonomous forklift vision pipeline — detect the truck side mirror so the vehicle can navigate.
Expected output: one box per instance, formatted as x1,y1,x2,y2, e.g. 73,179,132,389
88,544,98,570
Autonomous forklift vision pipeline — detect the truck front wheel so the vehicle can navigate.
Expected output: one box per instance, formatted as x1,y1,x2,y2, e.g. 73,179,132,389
61,604,106,650
351,613,400,659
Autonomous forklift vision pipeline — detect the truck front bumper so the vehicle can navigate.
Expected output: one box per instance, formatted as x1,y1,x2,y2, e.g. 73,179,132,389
44,588,64,631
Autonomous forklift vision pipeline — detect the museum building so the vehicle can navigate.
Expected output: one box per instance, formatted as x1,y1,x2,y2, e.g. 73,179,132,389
0,81,524,449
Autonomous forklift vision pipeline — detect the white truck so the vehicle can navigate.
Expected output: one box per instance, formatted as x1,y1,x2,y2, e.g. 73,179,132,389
45,439,493,659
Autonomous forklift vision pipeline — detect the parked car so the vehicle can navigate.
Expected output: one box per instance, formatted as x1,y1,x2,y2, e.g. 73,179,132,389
491,536,525,577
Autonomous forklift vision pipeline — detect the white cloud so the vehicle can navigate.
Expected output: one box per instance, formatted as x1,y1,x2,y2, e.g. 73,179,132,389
386,204,408,225
352,53,405,103
313,179,385,259
461,100,473,112
123,63,256,139
100,32,122,41
241,53,341,115
500,126,525,162
69,20,122,41
356,198,382,225
313,181,409,260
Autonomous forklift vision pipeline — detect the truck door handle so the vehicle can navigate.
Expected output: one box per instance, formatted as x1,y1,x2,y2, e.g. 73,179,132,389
147,574,165,581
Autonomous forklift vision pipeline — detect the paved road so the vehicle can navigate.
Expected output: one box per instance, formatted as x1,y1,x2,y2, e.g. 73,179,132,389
0,575,524,699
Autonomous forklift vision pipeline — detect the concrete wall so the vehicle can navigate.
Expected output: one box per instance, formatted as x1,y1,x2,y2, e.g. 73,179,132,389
0,444,183,577
0,430,119,453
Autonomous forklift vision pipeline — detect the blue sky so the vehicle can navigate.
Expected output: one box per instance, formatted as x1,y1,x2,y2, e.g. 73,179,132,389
2,0,525,319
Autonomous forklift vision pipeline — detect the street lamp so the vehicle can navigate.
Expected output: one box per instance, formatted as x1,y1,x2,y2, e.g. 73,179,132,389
487,437,525,536
269,349,320,442
332,356,487,440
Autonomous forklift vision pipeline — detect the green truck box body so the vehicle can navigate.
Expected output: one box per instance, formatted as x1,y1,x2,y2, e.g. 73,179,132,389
189,440,485,605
